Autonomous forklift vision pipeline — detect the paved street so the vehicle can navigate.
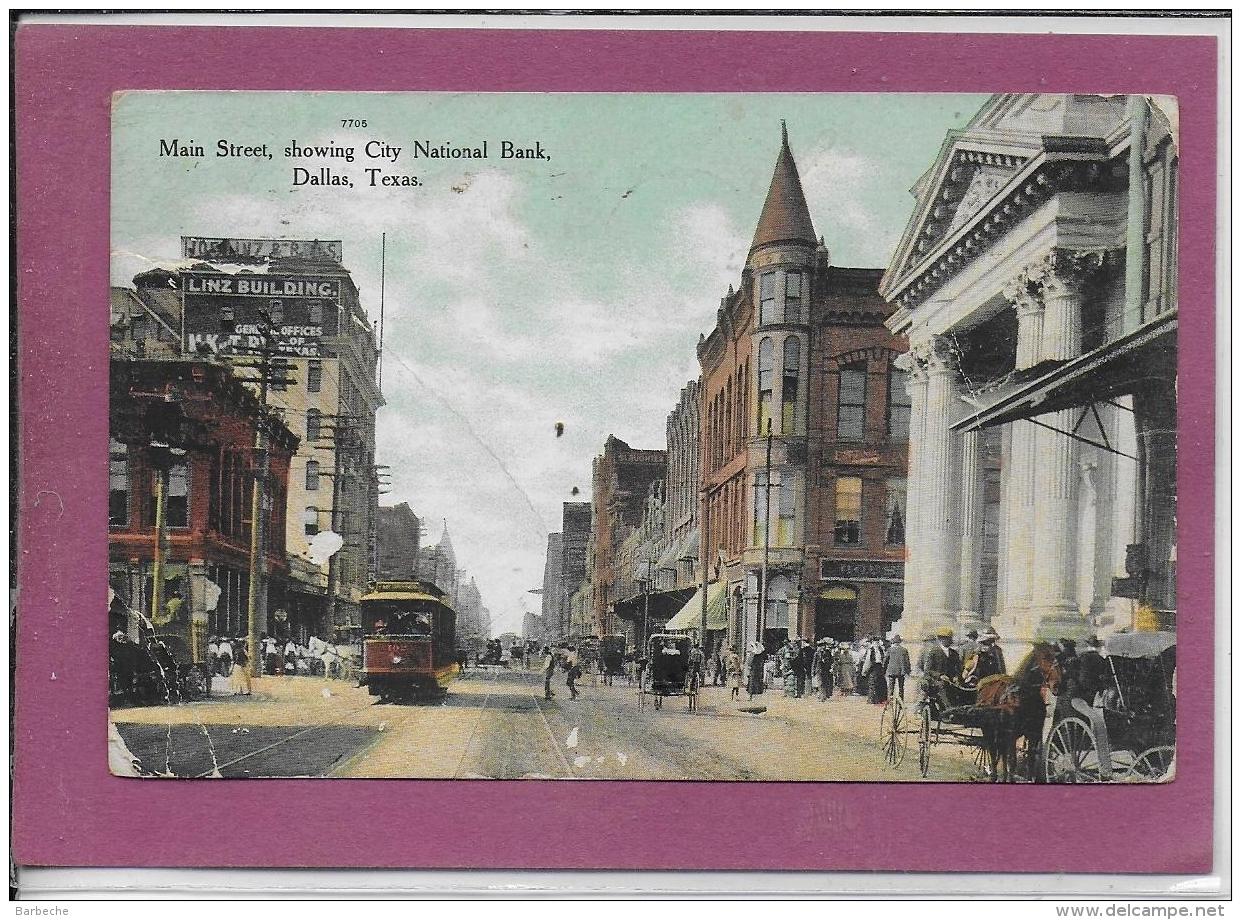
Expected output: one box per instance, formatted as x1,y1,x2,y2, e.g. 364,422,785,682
111,667,981,781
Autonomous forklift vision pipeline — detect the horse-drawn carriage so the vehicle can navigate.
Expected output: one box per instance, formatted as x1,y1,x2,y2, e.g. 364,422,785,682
637,633,699,712
599,634,626,682
1043,631,1176,783
879,642,1063,780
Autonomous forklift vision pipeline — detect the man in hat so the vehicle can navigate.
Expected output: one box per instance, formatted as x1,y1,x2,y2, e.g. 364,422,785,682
958,629,979,676
919,627,961,709
812,638,835,701
1073,635,1110,705
965,626,1006,684
883,634,912,702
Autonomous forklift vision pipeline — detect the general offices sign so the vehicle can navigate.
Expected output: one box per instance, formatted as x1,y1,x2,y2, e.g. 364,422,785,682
181,271,341,358
181,236,343,264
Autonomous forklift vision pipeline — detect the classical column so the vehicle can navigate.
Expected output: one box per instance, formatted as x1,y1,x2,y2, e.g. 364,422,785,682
920,336,961,629
956,427,984,632
1027,250,1100,638
995,272,1042,637
893,350,928,631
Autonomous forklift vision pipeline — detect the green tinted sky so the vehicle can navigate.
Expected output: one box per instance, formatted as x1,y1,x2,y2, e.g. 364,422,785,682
112,91,986,634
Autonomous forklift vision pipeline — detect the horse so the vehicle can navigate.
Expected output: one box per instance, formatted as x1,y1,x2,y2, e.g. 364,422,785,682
974,642,1063,782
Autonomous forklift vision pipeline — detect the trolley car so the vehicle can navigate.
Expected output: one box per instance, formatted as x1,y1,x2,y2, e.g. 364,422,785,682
360,580,457,701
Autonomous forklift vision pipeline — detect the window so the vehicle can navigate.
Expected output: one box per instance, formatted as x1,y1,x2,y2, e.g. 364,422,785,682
109,439,129,527
885,478,907,546
306,408,321,442
306,459,321,491
887,365,912,441
304,506,319,537
759,272,777,325
130,313,149,343
1142,147,1177,318
309,301,323,324
834,476,862,545
757,338,774,435
268,299,284,325
753,471,770,546
307,360,322,393
764,575,790,631
782,338,800,433
166,460,189,528
837,362,867,441
777,475,796,546
784,271,803,324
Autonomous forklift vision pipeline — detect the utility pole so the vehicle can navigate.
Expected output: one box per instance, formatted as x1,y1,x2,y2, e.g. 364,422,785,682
244,344,272,678
641,556,653,651
758,419,773,650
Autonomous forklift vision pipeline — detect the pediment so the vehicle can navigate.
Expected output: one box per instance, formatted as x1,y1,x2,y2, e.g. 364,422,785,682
882,136,1035,298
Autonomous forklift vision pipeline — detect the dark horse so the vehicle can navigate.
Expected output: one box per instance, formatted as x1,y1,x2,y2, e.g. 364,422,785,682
974,643,1062,782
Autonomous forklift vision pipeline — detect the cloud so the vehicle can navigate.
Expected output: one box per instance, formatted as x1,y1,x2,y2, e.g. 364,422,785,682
797,144,902,267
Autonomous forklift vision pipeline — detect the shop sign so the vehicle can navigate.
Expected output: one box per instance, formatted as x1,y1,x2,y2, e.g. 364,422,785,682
820,559,904,582
182,236,343,264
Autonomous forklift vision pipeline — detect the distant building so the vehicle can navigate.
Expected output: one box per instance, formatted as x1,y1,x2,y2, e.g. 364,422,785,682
557,502,591,639
376,502,421,580
589,436,666,636
540,532,564,636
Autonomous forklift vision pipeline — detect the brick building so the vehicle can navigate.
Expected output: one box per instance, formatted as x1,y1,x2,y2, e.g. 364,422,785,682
697,124,908,652
375,502,421,580
108,357,298,661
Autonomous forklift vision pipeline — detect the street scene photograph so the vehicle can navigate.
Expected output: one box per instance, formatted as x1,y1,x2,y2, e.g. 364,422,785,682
107,90,1179,783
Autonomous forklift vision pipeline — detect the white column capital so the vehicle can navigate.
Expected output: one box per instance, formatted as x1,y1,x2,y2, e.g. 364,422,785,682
1002,273,1043,316
1036,248,1107,299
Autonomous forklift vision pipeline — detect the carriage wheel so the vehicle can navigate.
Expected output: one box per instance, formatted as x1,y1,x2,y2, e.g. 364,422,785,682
1121,746,1176,782
879,699,907,768
1044,716,1104,783
918,706,932,777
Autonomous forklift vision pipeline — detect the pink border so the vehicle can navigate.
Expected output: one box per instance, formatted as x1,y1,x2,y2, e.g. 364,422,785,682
13,24,1217,872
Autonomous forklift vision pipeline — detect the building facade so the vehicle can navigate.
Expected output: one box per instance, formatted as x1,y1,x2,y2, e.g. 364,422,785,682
697,124,909,652
880,94,1178,655
540,531,564,636
588,436,667,637
376,502,421,580
558,502,592,640
108,357,298,660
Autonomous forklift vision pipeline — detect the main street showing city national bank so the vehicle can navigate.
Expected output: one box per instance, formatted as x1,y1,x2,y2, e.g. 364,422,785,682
108,92,1178,783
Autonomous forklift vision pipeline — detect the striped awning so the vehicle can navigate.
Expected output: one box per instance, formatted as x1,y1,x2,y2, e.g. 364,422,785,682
664,580,728,632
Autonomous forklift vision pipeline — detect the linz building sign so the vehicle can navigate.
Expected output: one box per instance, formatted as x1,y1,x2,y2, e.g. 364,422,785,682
181,271,342,358
181,236,343,264
820,559,904,583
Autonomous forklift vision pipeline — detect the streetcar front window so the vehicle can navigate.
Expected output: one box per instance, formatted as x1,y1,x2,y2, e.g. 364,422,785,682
365,602,433,636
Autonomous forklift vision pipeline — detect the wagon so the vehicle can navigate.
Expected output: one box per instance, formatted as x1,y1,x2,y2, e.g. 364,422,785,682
637,634,699,712
878,679,987,776
1043,631,1176,783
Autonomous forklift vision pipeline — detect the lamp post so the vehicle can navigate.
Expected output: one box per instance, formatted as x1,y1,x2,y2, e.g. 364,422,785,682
758,419,773,651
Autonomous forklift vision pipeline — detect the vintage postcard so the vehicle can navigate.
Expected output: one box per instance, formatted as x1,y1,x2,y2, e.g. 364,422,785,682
104,89,1181,784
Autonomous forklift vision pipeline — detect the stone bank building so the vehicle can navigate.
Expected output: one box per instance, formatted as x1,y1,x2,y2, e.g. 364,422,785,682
880,94,1179,653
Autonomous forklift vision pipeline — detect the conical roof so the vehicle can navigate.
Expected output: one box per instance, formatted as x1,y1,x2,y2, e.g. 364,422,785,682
750,121,816,253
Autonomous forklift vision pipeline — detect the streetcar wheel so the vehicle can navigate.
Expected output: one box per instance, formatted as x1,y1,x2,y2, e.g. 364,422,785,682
1120,746,1176,782
919,706,932,777
1044,716,1104,783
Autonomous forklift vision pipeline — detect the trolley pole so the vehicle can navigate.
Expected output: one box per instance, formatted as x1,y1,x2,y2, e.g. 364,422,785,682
758,419,773,649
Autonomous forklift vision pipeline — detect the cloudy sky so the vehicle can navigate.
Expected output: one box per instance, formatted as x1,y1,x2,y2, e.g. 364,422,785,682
112,91,987,636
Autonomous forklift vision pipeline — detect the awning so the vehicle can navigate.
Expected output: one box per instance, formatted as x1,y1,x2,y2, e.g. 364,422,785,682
613,587,694,624
664,580,728,632
953,311,1177,433
655,537,683,571
679,529,701,563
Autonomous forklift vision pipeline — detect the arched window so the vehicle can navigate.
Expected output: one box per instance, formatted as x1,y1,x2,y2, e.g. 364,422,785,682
782,338,800,433
757,338,774,435
306,408,321,442
306,459,320,491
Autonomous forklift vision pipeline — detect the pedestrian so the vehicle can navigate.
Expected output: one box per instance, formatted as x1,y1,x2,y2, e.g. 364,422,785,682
687,641,706,693
813,639,834,701
832,642,855,695
566,657,582,700
541,646,557,700
884,634,912,702
724,645,742,701
217,636,233,677
920,627,962,710
232,639,252,695
743,641,766,700
865,637,888,704
207,635,220,678
456,648,467,674
963,627,1006,685
260,633,280,675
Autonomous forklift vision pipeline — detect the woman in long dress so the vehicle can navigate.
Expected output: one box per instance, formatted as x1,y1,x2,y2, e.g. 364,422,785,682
743,641,766,699
833,643,855,694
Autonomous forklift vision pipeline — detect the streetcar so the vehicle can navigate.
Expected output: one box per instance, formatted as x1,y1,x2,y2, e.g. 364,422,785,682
360,580,457,701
